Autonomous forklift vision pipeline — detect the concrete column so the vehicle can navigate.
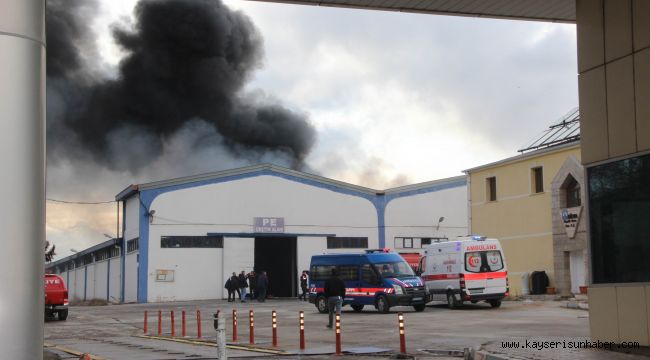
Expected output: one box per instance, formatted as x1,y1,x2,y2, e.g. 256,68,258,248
0,1,45,359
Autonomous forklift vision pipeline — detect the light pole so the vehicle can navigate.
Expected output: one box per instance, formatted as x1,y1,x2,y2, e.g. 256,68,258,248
435,217,445,231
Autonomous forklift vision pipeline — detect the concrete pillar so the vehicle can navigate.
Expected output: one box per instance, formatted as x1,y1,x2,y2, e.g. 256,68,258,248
0,1,46,359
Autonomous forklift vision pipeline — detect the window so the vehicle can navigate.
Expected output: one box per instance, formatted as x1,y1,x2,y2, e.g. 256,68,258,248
337,265,359,281
420,237,448,246
394,237,413,248
373,261,414,277
589,154,650,284
160,236,223,248
486,177,497,201
465,251,504,273
127,238,140,252
532,167,544,193
361,264,380,284
326,237,368,249
566,177,581,207
310,265,335,281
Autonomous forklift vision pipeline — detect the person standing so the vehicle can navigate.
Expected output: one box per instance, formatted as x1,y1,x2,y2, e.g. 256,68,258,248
324,268,346,329
230,272,240,301
256,271,268,302
299,270,309,301
224,276,234,302
247,271,257,300
238,270,248,302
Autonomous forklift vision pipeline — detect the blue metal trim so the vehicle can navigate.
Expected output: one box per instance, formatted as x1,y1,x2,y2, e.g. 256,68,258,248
136,170,466,302
206,232,337,238
83,266,88,301
107,258,111,302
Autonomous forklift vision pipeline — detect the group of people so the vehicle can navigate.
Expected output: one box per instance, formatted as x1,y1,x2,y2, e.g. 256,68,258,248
225,268,342,330
225,270,268,302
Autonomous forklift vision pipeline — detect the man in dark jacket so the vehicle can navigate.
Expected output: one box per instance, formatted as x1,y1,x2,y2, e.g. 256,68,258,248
324,268,346,328
238,271,248,302
299,270,309,301
256,271,268,302
247,271,257,299
227,272,239,302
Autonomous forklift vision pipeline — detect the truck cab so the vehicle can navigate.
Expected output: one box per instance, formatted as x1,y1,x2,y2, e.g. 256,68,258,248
309,249,428,313
45,273,69,321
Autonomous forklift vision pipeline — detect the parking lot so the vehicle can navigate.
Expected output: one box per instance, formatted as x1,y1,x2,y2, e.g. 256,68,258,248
44,298,638,360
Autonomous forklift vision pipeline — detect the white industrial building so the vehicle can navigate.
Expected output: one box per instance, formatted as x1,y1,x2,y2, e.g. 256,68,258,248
47,164,467,303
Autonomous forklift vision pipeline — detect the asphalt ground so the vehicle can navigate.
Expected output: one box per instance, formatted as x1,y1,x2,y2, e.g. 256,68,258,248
42,298,646,360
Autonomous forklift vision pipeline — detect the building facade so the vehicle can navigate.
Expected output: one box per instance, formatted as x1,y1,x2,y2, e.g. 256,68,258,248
466,141,584,297
47,164,467,303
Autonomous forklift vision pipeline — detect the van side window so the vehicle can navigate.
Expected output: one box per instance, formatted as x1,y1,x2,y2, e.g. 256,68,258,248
361,264,379,284
418,257,426,274
310,265,335,281
338,265,359,281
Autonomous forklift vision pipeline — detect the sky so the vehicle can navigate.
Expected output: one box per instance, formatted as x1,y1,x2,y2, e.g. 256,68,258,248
46,0,578,258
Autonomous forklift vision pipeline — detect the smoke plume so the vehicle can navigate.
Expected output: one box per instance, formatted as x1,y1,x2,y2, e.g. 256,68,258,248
46,0,316,177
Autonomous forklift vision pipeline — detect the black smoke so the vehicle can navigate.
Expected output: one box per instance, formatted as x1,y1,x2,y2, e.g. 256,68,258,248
46,0,316,174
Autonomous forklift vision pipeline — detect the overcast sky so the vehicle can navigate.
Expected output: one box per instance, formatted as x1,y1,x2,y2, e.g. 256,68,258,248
47,0,578,258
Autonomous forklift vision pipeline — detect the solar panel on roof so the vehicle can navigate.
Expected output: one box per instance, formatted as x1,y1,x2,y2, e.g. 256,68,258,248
518,108,580,153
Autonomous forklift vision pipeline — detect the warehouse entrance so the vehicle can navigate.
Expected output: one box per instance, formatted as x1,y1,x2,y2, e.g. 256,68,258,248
254,236,297,297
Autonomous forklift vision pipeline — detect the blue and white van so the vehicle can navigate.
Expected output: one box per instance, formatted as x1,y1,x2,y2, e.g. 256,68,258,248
308,249,428,313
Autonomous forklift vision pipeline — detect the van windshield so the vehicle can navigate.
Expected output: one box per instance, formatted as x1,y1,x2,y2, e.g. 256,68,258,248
373,261,415,278
465,250,504,273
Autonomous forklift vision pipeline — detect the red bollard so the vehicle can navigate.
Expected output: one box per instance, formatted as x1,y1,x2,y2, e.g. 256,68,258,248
272,310,278,347
249,309,255,344
398,312,406,354
197,310,202,339
158,310,162,336
335,313,342,356
171,310,175,337
232,309,238,342
299,311,305,350
143,311,148,334
182,310,186,337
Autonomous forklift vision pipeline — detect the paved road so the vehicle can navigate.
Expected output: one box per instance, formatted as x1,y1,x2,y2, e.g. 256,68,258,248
42,299,644,359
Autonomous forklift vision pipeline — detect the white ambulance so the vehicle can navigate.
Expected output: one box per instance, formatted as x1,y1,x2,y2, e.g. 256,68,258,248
417,236,508,309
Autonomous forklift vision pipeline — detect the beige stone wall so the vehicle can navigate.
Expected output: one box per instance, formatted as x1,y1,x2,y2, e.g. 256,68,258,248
550,155,587,297
577,0,650,345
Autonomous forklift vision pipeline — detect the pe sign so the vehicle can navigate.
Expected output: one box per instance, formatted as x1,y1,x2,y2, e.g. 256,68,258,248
254,217,285,233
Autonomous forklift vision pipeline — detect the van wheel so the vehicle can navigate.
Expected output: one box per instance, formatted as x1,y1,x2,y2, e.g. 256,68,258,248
376,295,390,313
413,304,426,312
316,296,328,314
351,304,364,312
447,292,460,309
58,309,68,321
489,299,502,308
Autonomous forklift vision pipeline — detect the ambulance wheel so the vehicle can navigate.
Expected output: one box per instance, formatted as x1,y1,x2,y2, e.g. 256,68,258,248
413,304,426,312
446,292,461,309
489,299,502,308
376,295,390,313
316,296,328,314
351,304,364,312
58,309,68,321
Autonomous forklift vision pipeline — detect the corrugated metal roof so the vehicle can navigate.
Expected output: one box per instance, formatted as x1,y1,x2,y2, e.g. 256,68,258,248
248,0,575,23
